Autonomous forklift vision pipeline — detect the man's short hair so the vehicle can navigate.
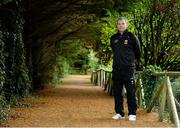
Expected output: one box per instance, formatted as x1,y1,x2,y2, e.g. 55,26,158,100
118,17,128,25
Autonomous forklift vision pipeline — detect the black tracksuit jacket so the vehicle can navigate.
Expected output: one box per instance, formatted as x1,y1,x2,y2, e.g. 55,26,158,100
110,30,141,69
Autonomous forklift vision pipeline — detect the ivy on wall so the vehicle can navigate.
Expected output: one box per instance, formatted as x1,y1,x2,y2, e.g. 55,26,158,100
0,0,31,123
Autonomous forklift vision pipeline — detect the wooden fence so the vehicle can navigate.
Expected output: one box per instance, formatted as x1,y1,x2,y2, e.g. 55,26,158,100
91,69,180,127
91,69,113,95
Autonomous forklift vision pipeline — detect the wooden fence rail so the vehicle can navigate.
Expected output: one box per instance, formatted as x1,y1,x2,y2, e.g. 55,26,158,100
146,72,180,127
91,69,180,127
91,69,113,95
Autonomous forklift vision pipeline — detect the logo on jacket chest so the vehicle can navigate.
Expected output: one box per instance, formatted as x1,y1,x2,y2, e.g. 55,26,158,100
124,40,128,45
113,39,129,45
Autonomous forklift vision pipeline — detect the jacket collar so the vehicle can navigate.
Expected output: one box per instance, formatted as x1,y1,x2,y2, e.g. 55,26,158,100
117,29,128,35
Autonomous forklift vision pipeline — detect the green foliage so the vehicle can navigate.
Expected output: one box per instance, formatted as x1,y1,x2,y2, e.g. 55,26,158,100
93,10,120,65
0,0,14,4
0,27,8,124
172,77,180,98
130,0,180,71
99,10,119,46
12,32,31,97
0,30,5,97
51,57,70,84
0,0,31,123
141,65,162,107
98,63,113,71
87,50,99,71
50,39,90,84
3,18,31,101
0,96,9,123
8,95,30,107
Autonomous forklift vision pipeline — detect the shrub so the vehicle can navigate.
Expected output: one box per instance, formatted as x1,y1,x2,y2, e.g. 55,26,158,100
0,96,9,124
141,65,162,107
172,77,180,99
88,50,99,71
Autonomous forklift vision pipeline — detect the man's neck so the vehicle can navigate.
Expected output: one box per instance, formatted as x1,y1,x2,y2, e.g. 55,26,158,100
119,29,127,35
120,32,123,35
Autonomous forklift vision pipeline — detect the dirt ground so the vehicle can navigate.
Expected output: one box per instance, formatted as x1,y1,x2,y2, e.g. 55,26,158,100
6,75,173,127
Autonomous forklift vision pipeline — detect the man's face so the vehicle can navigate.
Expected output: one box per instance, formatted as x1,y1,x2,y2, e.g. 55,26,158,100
117,19,127,32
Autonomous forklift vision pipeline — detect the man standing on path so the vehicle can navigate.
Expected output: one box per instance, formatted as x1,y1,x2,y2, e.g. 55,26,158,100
110,17,141,121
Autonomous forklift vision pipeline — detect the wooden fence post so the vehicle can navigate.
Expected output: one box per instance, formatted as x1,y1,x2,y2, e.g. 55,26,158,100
166,76,180,127
146,78,165,113
95,71,98,85
136,78,144,108
109,73,113,96
91,70,180,125
102,69,104,88
139,78,143,108
98,70,100,86
159,80,167,122
100,69,102,87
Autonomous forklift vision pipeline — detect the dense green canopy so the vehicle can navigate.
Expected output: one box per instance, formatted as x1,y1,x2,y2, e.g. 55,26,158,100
22,0,140,87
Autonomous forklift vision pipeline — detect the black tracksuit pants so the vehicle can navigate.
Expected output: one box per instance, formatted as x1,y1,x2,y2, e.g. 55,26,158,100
112,67,137,116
